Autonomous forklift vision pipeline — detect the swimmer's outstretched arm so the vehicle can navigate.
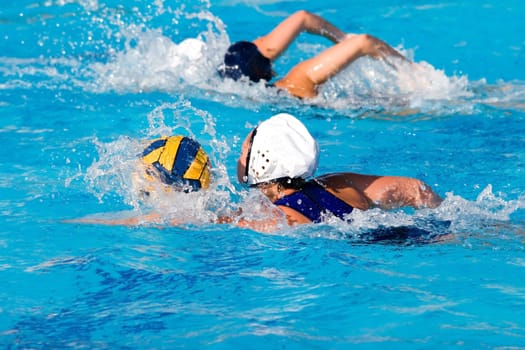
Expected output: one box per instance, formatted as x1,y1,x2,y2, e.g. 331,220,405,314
63,212,164,226
264,13,407,98
253,10,347,61
281,34,406,87
65,208,287,233
275,33,408,98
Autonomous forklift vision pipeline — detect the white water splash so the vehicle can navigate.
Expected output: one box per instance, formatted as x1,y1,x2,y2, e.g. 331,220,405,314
437,185,525,224
315,53,473,114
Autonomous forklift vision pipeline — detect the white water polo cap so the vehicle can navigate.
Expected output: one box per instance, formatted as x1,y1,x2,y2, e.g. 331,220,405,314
246,113,319,185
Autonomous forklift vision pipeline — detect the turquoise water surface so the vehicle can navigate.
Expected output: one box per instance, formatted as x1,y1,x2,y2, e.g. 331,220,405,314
1,0,524,348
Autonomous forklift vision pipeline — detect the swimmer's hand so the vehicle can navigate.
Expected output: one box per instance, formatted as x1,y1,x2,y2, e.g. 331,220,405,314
368,36,405,60
356,34,409,70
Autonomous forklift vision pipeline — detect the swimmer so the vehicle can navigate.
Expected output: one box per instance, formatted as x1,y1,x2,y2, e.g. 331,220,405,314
236,113,442,226
69,120,442,232
218,10,406,99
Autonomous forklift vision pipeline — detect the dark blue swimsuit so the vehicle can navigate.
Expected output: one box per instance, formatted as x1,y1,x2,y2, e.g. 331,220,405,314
273,181,354,223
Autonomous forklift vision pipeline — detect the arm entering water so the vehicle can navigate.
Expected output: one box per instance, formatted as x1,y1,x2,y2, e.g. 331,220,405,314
253,10,347,61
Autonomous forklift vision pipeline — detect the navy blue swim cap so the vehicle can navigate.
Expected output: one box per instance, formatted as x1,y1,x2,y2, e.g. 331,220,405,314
218,41,272,82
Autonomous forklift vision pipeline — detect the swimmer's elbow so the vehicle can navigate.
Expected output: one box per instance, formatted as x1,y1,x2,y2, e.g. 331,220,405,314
294,10,317,31
426,193,443,209
415,180,443,209
355,196,371,211
294,10,312,19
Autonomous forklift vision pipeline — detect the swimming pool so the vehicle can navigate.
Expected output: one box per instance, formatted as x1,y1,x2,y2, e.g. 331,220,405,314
1,0,524,348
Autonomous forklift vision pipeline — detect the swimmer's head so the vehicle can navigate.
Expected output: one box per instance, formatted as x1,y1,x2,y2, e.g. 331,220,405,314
218,41,272,82
141,136,211,192
237,113,319,186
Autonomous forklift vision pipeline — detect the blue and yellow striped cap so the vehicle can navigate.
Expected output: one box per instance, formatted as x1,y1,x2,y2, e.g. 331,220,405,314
141,136,211,191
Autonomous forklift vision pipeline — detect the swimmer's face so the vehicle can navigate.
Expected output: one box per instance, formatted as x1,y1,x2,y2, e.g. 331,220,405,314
237,129,255,183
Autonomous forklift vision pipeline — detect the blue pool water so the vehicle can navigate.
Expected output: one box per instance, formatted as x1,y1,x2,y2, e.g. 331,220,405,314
1,0,525,348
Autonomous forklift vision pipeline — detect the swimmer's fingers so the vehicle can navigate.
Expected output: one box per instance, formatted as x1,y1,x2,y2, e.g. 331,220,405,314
370,40,408,67
380,56,400,70
369,51,399,70
377,48,412,71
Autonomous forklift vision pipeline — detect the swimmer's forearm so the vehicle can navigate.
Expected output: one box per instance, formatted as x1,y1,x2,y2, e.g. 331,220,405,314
300,10,346,43
65,212,163,226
